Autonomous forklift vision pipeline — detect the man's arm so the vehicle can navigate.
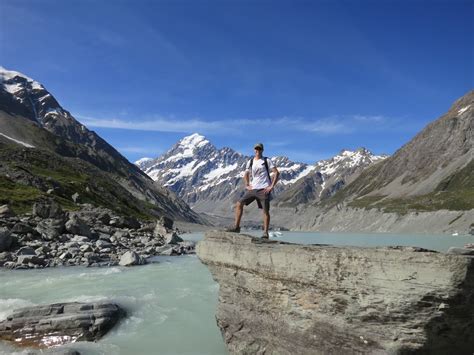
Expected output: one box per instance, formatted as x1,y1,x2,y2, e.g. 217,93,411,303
244,170,252,190
264,167,280,193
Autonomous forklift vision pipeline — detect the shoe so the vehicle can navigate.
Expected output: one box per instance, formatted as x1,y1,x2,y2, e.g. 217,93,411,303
225,226,240,233
261,232,269,239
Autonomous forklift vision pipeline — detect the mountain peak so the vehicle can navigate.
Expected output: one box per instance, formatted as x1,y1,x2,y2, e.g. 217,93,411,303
0,66,44,94
179,133,209,149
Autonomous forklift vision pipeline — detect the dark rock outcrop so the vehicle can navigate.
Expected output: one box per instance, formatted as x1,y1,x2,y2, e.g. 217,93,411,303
0,302,125,348
197,231,474,354
0,227,12,251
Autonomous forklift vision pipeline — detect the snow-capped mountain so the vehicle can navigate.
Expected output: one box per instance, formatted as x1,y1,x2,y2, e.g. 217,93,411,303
0,66,114,155
276,148,388,207
136,133,387,215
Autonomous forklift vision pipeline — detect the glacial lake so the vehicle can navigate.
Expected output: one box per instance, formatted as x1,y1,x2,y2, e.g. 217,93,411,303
1,231,473,355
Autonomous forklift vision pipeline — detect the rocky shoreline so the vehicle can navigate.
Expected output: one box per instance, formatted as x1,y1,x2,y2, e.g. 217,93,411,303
0,200,196,270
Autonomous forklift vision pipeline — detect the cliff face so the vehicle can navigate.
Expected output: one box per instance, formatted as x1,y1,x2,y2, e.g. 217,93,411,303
197,231,474,354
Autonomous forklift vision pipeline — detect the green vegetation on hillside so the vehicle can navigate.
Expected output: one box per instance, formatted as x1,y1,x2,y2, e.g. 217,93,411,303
0,175,43,214
0,143,157,219
347,160,474,214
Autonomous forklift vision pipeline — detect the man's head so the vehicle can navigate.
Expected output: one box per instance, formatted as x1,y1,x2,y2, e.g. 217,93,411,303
254,143,264,158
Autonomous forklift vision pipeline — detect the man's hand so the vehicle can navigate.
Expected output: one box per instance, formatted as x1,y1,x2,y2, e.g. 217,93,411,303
264,186,273,194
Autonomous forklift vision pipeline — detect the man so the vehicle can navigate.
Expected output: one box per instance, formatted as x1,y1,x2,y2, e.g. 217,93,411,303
226,142,280,238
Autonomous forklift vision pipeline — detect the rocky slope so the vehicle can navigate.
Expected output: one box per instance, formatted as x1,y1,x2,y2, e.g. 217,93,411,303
333,90,474,211
197,231,474,354
136,133,385,219
0,67,202,223
273,91,474,234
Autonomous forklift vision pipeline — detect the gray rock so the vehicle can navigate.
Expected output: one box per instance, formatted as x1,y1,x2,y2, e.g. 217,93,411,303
71,192,80,203
71,235,90,243
59,252,72,260
35,246,51,255
0,252,13,265
0,204,14,217
17,254,43,266
113,230,130,239
17,246,36,255
80,244,92,253
155,245,174,256
153,223,168,237
197,231,474,354
32,200,64,219
36,218,65,240
0,302,125,348
119,251,145,266
0,228,12,252
65,215,91,237
11,222,35,234
164,232,183,245
447,247,474,255
96,240,113,249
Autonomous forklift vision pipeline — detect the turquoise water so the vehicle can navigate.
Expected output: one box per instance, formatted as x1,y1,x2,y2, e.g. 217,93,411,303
1,231,473,355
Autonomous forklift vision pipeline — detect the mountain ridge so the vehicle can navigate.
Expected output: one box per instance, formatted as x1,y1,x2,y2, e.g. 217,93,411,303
136,133,386,218
0,67,202,223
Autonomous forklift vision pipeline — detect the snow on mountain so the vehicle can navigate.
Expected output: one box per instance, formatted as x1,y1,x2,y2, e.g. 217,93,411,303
276,148,388,207
0,132,35,148
316,148,387,176
136,133,388,215
136,133,311,210
0,66,44,94
134,157,153,168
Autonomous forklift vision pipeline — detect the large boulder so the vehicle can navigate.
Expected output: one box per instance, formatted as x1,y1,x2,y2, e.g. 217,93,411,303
11,222,36,235
0,302,125,348
36,219,65,241
65,215,91,237
32,200,64,219
197,231,474,354
0,227,13,252
119,251,145,266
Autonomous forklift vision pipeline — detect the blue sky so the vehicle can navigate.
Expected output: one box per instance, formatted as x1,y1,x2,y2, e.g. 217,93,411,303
1,0,473,163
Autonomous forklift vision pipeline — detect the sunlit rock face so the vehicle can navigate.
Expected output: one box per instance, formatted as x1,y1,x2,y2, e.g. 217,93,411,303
197,231,474,354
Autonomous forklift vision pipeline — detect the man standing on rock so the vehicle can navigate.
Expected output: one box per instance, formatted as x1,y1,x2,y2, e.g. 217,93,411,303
226,143,280,238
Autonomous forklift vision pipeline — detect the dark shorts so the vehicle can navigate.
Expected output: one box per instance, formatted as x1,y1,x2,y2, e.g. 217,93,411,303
239,189,271,212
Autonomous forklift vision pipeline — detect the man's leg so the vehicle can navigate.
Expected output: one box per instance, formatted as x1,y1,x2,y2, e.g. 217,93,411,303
235,201,244,228
263,210,270,235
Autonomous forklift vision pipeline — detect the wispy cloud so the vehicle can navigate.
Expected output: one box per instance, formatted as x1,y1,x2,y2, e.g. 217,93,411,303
117,146,163,155
76,113,393,136
76,115,229,134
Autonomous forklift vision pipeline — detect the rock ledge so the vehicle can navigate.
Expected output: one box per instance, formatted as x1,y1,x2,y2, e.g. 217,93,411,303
197,231,474,354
